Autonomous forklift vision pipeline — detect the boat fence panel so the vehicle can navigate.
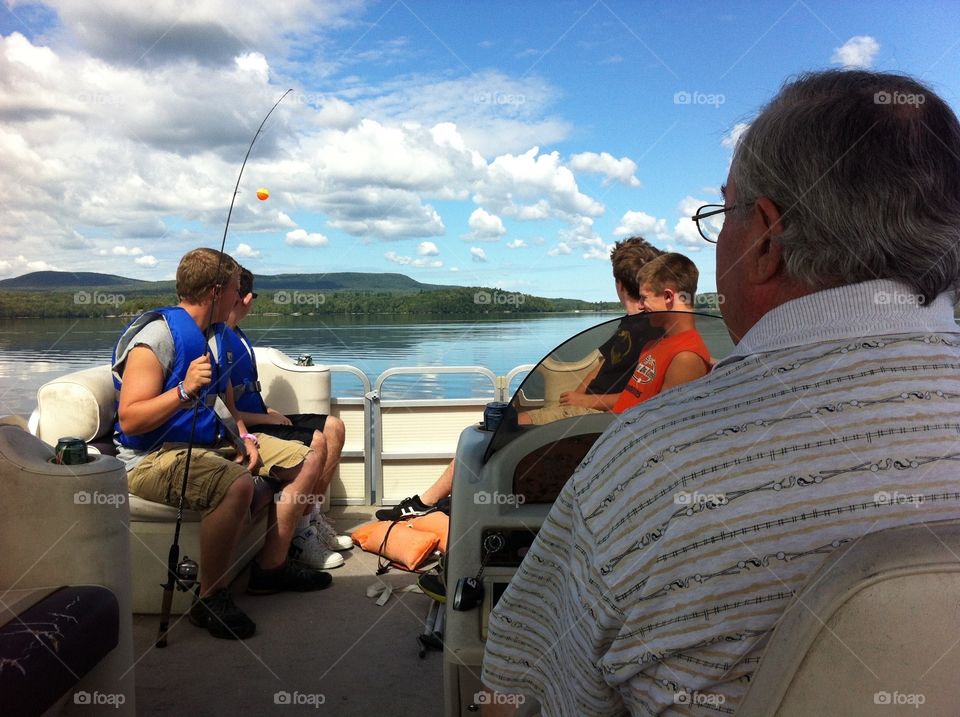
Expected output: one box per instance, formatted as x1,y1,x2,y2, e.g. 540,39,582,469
325,365,371,505
371,366,498,506
317,364,557,505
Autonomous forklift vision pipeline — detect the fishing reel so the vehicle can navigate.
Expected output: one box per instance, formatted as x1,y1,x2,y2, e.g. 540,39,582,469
174,556,199,592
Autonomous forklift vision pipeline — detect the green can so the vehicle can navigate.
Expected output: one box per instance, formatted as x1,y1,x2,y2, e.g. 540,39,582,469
55,437,88,465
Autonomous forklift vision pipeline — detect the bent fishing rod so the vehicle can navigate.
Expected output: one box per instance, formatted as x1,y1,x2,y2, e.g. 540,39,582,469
156,88,292,648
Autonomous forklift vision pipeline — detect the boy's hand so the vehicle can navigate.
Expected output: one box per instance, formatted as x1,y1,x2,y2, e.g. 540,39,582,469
559,390,589,407
183,354,212,397
265,408,293,425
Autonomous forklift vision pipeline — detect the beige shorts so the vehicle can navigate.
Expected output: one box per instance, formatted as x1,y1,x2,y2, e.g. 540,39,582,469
519,404,602,425
127,434,311,515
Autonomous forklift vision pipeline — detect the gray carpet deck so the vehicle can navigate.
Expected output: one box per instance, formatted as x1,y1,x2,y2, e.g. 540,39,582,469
131,507,444,716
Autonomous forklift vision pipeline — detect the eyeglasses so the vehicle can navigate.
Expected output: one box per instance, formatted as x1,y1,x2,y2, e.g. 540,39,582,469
251,292,258,300
691,204,737,243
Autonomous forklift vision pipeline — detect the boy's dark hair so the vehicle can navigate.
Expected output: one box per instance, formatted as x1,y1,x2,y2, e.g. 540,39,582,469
239,266,255,296
610,236,664,299
636,252,699,301
176,248,238,304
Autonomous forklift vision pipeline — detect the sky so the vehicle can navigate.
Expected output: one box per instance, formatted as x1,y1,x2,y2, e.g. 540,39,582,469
1,1,959,301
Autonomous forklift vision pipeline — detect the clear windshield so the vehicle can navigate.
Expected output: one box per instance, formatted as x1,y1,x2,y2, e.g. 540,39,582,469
483,311,734,462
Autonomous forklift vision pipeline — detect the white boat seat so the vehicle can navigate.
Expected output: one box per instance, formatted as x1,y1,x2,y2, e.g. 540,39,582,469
531,349,602,407
736,518,960,715
30,349,333,613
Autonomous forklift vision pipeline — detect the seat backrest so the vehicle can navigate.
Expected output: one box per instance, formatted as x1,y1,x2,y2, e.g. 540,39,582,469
33,364,115,445
535,350,601,407
736,519,960,715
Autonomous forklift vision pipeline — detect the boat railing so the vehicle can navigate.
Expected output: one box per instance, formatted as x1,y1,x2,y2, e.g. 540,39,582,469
327,364,534,505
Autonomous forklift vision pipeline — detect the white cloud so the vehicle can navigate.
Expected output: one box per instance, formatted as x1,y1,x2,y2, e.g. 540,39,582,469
0,23,616,278
134,255,159,267
547,242,572,257
506,239,526,249
674,196,713,246
464,207,506,241
476,147,604,219
418,241,439,256
568,151,641,187
37,0,360,66
285,229,328,247
235,242,261,258
111,246,144,256
583,244,613,261
276,212,297,228
613,210,671,242
470,247,487,262
832,36,880,69
721,122,750,149
384,250,442,268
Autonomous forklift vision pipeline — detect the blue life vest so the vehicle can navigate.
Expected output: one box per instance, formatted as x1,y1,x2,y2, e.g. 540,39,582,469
219,326,267,414
113,307,227,451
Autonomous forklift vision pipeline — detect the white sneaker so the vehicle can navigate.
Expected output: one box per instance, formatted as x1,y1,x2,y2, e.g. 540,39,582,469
289,526,344,569
311,512,354,551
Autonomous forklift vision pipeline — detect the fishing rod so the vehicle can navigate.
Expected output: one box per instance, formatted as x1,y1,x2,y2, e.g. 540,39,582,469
156,88,293,648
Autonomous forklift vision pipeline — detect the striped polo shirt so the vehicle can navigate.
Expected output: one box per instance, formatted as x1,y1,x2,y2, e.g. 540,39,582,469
481,280,960,716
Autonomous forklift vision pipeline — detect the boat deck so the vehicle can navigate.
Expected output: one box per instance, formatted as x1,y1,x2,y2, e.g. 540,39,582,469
131,506,444,716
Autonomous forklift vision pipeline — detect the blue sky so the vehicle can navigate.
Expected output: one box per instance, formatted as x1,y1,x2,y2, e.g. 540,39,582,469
1,1,959,300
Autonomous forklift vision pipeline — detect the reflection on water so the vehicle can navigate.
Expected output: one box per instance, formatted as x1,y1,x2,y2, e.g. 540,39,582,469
0,314,625,416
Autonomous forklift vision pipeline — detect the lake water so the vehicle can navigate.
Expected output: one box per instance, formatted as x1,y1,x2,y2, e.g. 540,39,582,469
0,312,733,417
0,313,603,417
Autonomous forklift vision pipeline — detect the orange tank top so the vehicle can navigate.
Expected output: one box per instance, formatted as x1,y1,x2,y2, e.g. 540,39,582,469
612,329,711,413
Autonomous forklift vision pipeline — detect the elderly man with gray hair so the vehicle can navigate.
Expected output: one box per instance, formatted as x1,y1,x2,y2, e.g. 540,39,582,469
479,69,960,715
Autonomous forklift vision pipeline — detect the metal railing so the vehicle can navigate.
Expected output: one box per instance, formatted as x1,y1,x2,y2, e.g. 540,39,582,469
323,364,537,504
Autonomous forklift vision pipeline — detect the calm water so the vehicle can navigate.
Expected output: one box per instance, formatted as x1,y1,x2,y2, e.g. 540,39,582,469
0,314,609,416
0,313,734,417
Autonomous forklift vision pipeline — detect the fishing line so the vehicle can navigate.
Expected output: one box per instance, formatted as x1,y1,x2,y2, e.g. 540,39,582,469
156,88,293,648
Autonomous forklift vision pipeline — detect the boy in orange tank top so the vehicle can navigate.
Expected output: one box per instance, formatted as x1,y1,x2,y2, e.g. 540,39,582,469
613,252,711,413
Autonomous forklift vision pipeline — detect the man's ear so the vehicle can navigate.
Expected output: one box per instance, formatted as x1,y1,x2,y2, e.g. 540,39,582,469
748,197,785,283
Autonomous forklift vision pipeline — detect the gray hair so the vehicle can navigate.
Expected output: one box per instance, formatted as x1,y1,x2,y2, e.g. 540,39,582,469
730,70,960,303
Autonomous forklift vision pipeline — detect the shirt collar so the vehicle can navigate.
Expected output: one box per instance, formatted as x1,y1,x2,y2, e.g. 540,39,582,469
719,280,959,365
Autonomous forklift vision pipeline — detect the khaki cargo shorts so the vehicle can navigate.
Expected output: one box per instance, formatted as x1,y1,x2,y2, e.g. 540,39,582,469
127,434,311,515
519,404,602,425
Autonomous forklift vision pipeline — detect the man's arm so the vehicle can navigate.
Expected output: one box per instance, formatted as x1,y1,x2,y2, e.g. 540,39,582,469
660,351,708,392
117,348,209,435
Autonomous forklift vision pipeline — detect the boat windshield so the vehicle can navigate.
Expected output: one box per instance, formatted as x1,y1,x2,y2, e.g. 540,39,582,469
483,311,734,462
